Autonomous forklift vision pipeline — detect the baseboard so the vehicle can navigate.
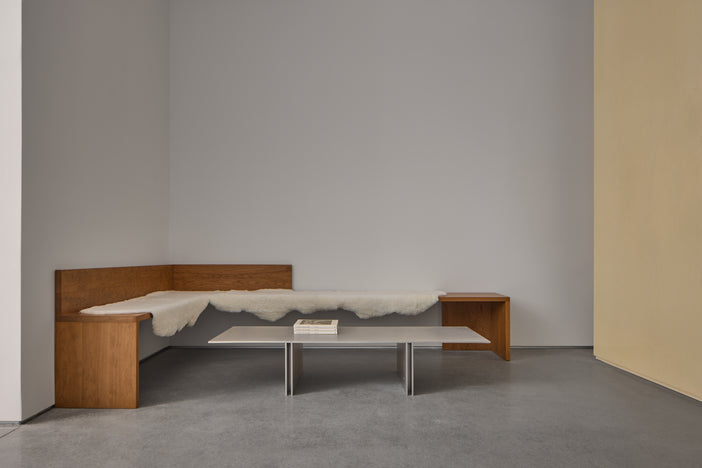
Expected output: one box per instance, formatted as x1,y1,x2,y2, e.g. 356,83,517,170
139,345,172,363
165,345,594,351
167,344,593,350
170,344,445,350
1,406,53,425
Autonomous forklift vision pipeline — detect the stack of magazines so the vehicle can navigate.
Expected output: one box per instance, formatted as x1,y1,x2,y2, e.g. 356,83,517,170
293,319,338,334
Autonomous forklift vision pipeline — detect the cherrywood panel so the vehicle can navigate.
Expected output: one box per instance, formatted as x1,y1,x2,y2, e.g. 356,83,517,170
56,312,152,323
443,302,492,350
442,297,511,361
172,264,292,291
55,321,140,408
439,293,510,302
55,265,173,316
55,322,83,407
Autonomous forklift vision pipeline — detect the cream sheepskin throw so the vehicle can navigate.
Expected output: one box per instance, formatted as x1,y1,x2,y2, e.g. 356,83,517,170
81,291,211,337
81,289,445,337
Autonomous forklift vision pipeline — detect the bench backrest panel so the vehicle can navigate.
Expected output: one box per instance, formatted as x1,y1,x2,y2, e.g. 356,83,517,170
55,265,174,316
172,264,292,291
55,264,294,317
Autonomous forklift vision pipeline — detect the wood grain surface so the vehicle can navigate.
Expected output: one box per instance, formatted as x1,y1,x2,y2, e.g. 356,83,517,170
439,292,509,302
55,320,140,408
55,265,173,316
441,294,511,360
172,264,292,291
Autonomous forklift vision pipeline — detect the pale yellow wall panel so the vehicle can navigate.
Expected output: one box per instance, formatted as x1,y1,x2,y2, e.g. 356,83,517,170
594,0,702,400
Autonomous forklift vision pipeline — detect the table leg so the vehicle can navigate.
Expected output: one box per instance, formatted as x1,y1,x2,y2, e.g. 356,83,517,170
396,342,414,396
285,343,303,396
408,343,414,396
285,343,291,396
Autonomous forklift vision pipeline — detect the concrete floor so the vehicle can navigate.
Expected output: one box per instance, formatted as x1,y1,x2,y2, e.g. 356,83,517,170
1,348,701,467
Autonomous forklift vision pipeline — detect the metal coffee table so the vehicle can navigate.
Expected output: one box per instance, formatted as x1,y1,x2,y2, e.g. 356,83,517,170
209,326,489,395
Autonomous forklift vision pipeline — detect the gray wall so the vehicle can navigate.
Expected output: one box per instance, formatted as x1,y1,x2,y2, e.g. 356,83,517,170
22,0,171,418
169,0,593,346
17,0,593,418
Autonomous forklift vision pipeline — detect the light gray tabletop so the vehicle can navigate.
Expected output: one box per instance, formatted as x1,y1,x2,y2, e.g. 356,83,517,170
209,326,489,344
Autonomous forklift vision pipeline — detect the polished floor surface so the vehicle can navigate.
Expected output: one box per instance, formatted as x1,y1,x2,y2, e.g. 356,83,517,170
1,348,701,467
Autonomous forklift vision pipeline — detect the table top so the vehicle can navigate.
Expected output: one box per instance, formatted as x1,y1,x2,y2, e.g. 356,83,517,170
208,326,489,344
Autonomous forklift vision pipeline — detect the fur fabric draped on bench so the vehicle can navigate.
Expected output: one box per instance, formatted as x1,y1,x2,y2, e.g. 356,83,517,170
81,289,445,337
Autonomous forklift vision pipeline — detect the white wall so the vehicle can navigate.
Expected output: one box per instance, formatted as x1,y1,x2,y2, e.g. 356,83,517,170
22,0,171,419
169,0,593,345
0,0,23,423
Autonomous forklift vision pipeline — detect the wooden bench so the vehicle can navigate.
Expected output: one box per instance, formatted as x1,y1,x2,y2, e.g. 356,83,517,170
55,264,510,408
55,264,292,409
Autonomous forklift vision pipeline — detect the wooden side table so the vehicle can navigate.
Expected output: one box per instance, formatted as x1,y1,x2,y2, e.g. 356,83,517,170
440,293,511,361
